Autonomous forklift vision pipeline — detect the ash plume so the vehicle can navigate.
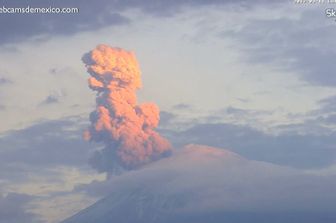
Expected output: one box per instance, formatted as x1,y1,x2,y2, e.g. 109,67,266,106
82,44,172,172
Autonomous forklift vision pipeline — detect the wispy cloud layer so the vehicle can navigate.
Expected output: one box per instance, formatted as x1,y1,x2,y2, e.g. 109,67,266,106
220,6,336,87
0,193,41,223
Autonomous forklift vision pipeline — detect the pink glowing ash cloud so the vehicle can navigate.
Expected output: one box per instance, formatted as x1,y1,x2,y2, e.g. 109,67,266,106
82,45,171,172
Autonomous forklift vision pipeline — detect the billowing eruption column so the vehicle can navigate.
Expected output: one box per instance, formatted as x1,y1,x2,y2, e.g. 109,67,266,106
82,44,172,172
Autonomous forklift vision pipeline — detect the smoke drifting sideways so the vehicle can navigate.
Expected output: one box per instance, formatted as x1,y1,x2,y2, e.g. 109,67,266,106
82,44,172,173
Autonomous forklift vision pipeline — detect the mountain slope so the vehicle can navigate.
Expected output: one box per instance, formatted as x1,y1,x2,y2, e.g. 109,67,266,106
61,144,336,223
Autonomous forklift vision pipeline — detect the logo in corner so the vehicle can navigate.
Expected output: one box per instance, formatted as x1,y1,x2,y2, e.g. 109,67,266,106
326,8,336,18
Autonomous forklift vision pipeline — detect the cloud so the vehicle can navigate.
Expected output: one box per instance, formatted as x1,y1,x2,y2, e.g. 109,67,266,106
1,109,335,182
49,67,73,76
40,94,60,105
220,7,336,87
110,0,281,16
167,119,336,168
0,0,282,46
297,94,336,127
0,117,106,222
317,95,336,113
0,77,12,85
66,144,336,223
0,117,94,183
0,114,335,222
224,106,273,118
172,103,193,111
0,193,41,223
318,114,336,125
0,77,11,110
307,95,336,127
39,90,66,106
159,111,177,126
82,45,171,172
0,110,334,221
144,104,336,170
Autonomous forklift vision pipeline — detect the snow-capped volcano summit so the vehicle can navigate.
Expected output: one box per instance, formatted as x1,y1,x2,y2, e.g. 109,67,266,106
61,144,336,223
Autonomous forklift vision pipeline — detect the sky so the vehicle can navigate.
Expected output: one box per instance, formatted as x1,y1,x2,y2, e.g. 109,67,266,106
1,0,336,222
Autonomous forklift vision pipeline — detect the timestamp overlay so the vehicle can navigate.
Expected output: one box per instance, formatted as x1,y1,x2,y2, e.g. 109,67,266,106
294,0,336,21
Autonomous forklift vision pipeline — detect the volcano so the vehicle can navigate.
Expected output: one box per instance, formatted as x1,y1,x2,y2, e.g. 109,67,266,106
61,144,336,223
